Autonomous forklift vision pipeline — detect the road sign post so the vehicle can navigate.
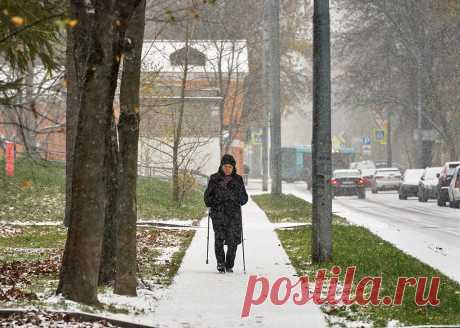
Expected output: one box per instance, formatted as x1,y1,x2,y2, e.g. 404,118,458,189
5,141,15,177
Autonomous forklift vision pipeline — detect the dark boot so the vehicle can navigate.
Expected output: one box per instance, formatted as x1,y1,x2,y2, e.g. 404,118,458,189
225,244,238,272
215,237,226,273
217,263,226,273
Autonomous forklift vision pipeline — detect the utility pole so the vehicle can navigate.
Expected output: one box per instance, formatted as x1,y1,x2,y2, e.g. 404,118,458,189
416,0,434,169
386,112,392,167
415,59,423,168
384,0,392,168
311,0,332,262
261,3,270,192
266,0,282,195
262,124,269,191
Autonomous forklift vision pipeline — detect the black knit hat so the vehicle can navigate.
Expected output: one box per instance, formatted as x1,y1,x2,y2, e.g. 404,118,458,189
220,154,236,167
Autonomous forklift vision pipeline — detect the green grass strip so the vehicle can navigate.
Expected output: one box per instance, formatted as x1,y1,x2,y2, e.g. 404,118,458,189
254,192,460,327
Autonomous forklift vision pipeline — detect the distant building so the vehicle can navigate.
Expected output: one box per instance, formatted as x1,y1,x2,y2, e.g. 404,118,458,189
137,40,249,177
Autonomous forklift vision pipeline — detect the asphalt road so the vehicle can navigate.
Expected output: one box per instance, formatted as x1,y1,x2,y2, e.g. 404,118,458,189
282,181,460,283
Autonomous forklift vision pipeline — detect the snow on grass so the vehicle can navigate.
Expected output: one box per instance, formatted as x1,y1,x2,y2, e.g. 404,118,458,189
0,221,63,226
137,218,196,227
0,310,125,327
0,224,196,325
277,225,460,327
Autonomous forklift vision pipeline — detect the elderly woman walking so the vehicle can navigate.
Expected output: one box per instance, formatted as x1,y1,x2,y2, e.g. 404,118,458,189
204,154,249,273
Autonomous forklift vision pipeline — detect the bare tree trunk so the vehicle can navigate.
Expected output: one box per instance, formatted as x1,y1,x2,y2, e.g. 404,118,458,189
58,0,116,304
64,9,88,227
217,46,225,158
95,0,142,288
114,0,146,296
64,33,76,227
311,0,333,263
172,22,192,204
266,0,282,195
99,116,120,285
447,133,457,161
24,63,37,156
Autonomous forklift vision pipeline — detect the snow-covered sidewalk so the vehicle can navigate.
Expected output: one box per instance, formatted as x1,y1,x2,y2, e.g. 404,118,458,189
149,191,327,328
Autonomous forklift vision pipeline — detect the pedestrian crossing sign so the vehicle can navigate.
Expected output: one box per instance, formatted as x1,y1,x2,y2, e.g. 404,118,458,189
373,128,387,145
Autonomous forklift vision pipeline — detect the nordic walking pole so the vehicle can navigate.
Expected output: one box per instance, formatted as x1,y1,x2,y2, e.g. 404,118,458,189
206,211,210,264
241,219,246,274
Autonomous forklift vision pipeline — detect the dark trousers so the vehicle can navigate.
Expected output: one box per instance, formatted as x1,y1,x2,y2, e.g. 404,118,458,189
215,237,238,269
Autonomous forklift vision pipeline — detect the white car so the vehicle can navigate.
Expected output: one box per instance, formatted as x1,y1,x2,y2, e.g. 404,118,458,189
360,168,377,187
448,166,460,208
418,166,443,202
350,160,376,171
399,169,425,199
371,168,402,193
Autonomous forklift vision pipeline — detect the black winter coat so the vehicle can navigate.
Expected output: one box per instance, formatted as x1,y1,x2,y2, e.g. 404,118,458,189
203,168,248,245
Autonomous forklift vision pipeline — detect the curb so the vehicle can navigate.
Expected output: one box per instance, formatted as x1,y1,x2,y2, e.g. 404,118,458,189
0,309,158,328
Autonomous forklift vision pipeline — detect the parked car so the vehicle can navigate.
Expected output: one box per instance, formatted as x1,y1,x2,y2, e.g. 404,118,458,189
371,168,402,193
374,160,387,169
349,161,376,188
417,166,442,202
437,161,460,206
374,161,405,172
399,169,424,200
359,168,376,188
448,166,460,208
331,169,366,199
350,160,376,170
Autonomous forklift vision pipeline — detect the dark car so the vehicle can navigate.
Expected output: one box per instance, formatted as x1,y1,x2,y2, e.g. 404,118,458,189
399,169,424,200
437,161,460,206
418,166,442,202
331,169,366,199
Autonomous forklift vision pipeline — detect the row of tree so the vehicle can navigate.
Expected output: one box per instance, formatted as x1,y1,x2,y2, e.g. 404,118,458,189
1,0,335,303
59,0,147,303
60,0,227,305
334,0,460,166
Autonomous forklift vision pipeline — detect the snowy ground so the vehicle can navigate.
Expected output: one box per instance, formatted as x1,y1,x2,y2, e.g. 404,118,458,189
4,179,458,327
146,192,328,328
0,310,124,327
5,193,326,327
0,222,195,327
283,181,460,284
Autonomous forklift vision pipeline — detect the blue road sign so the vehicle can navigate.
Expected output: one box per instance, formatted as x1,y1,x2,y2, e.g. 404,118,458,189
375,130,385,141
362,136,371,145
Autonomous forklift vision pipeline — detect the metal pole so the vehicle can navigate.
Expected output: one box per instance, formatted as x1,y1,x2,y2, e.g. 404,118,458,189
262,125,269,191
416,59,423,168
262,2,270,192
311,0,333,263
241,220,246,274
386,111,392,167
206,211,210,264
266,0,282,195
384,0,392,168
